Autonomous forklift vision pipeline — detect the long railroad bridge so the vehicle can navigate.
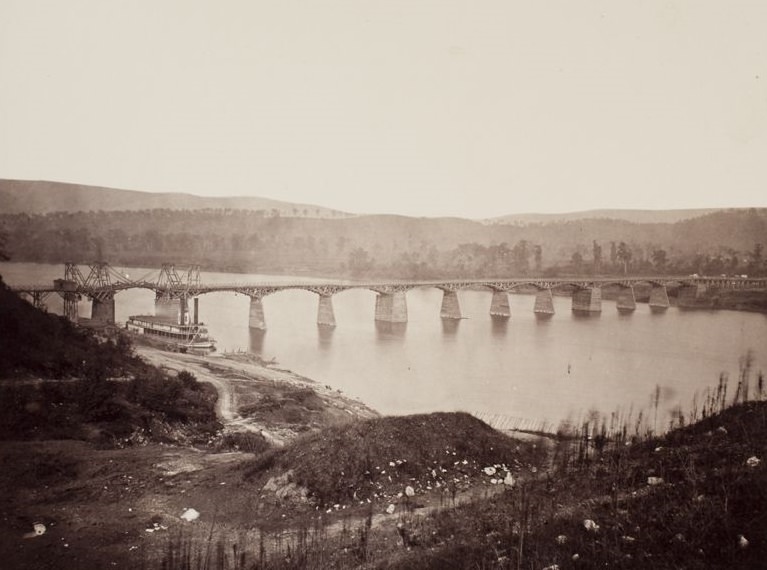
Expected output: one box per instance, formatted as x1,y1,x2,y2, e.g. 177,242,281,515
10,262,767,330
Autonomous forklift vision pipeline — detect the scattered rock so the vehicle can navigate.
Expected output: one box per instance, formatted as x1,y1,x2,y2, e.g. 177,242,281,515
503,472,515,487
145,521,168,533
746,456,760,468
583,519,599,532
738,534,749,549
386,504,396,514
483,466,496,476
555,534,567,545
262,470,309,503
716,426,728,435
180,508,200,522
405,485,415,497
23,522,46,539
647,476,664,486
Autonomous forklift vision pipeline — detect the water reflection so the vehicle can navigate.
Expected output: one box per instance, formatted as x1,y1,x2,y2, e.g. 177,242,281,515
571,311,602,320
440,319,461,335
248,328,267,354
374,321,407,339
4,262,766,429
490,316,509,336
317,325,335,349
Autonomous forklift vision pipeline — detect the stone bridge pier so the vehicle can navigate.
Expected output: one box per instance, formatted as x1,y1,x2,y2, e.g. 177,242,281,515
155,294,196,325
374,290,408,323
489,290,511,318
307,286,346,327
616,286,637,312
317,294,336,327
155,295,182,323
91,294,116,324
677,284,707,308
248,295,267,330
571,287,602,313
439,288,462,319
649,285,670,311
237,287,278,330
534,288,555,317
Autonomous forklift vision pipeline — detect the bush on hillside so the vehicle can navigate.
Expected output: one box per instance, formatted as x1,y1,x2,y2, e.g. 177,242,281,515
0,281,221,444
0,279,141,379
245,412,546,505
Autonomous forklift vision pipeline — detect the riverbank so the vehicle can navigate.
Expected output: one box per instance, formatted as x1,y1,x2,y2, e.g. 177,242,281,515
2,336,765,569
134,345,379,444
0,344,380,569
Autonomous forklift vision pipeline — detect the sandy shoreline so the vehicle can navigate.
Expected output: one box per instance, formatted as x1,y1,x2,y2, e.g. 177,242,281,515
135,345,379,444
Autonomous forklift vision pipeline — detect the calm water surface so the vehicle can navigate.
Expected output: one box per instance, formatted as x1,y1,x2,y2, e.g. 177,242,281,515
4,262,766,428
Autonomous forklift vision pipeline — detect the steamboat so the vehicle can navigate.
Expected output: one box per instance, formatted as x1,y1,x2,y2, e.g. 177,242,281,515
126,297,215,351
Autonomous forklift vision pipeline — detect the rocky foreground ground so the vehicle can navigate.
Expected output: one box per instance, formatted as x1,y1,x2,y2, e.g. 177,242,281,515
0,345,380,567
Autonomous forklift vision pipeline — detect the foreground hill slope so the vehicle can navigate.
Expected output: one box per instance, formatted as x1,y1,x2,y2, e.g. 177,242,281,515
244,412,545,506
0,277,220,443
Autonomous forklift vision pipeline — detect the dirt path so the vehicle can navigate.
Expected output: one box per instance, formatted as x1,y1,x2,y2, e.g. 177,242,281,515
135,346,377,445
136,348,238,421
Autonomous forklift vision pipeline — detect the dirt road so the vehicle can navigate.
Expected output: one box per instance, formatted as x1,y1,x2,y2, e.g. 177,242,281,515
135,346,377,444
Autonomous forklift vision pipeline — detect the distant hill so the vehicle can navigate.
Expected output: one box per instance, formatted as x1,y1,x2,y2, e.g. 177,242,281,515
0,179,353,218
2,178,765,279
485,208,722,225
0,179,726,225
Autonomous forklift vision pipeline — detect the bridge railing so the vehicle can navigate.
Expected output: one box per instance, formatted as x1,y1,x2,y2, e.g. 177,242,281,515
8,275,767,294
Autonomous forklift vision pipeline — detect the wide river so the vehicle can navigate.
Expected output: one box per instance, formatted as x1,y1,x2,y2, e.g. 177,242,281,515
3,262,766,431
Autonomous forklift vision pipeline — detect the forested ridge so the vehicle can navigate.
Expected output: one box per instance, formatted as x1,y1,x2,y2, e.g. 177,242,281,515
1,207,766,279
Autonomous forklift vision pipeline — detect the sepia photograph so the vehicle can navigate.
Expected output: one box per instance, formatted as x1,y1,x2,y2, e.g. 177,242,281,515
1,1,766,568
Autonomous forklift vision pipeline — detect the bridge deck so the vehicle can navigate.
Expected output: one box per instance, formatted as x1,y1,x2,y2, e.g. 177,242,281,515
10,275,767,295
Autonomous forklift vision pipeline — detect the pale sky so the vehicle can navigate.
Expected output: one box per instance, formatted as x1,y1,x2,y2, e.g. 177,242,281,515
1,1,766,218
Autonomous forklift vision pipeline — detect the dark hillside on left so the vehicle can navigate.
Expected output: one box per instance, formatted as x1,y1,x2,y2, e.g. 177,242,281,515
0,277,220,444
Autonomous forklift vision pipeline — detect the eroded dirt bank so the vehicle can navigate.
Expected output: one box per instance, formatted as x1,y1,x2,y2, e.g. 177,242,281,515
136,346,378,444
0,347,381,569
